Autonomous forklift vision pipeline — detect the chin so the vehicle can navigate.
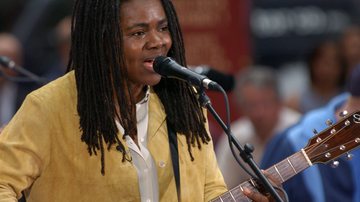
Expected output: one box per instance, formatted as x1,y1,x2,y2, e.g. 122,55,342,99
146,76,162,86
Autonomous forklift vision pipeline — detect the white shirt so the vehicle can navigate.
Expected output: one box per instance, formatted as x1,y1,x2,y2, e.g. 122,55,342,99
115,87,159,202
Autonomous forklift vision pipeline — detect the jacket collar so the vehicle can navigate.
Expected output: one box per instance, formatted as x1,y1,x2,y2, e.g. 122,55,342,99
148,88,166,142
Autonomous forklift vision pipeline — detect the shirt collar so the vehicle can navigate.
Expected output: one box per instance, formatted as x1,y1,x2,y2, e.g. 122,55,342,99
138,85,150,105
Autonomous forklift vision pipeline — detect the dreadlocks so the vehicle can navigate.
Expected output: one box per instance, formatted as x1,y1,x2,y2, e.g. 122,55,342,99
155,0,210,160
68,0,210,175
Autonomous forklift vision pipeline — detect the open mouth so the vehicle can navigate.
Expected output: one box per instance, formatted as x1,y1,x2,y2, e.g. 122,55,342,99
144,58,154,64
144,58,155,70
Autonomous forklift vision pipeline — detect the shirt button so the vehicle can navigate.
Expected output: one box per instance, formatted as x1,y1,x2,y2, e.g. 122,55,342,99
159,161,166,168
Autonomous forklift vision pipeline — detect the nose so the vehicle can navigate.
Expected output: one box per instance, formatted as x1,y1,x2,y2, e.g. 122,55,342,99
145,30,165,50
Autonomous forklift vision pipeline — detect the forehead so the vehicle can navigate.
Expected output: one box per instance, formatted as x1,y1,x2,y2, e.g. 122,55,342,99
120,0,166,24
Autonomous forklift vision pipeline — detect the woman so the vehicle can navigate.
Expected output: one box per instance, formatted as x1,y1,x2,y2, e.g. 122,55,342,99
0,0,275,201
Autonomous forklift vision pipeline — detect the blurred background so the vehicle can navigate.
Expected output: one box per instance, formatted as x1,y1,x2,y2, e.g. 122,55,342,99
0,0,359,142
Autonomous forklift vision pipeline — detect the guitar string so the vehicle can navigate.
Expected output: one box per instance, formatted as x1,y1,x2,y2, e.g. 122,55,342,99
306,111,359,155
266,152,306,183
304,113,354,153
306,124,351,161
298,126,337,157
304,124,347,158
309,139,356,162
305,123,344,152
214,180,258,201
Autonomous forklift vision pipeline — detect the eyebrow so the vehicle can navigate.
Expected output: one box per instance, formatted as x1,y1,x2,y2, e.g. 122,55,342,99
125,18,168,31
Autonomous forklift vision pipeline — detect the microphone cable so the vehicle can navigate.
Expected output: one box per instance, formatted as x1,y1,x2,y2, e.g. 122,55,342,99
216,84,259,179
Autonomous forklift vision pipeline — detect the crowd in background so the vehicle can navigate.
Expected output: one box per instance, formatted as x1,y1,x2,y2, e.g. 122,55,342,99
214,26,360,201
1,1,360,202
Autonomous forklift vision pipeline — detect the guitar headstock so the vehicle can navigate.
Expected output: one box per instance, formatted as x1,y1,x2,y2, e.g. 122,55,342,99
304,110,360,164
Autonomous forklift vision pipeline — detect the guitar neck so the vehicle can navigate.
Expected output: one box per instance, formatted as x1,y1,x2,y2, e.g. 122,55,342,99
211,110,360,201
211,150,312,202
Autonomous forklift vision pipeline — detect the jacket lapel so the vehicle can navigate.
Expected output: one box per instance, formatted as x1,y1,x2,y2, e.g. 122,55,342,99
147,90,166,142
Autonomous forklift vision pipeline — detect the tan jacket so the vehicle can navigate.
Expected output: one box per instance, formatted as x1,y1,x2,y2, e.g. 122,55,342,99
0,71,227,202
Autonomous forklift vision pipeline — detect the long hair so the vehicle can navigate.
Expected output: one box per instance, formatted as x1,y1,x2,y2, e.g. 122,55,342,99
67,0,210,175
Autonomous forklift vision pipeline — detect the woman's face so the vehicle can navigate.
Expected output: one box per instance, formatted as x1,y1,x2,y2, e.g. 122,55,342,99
120,0,172,94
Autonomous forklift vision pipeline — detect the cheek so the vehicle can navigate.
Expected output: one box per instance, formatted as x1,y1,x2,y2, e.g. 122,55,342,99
123,45,142,71
123,38,142,58
164,35,173,51
123,44,136,60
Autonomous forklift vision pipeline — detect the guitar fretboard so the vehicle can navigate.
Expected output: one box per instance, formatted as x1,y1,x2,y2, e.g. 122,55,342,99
210,150,311,202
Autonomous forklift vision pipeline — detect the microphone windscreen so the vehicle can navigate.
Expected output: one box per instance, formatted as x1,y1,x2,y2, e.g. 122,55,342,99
153,56,168,74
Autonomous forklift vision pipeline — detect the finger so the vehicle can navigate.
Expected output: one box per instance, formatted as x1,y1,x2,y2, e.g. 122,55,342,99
243,187,269,202
262,170,282,186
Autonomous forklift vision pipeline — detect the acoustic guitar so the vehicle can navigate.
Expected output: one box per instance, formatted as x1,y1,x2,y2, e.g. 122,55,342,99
211,110,360,202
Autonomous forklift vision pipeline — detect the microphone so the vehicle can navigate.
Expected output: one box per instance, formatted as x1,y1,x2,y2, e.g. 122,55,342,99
0,55,48,84
153,56,221,90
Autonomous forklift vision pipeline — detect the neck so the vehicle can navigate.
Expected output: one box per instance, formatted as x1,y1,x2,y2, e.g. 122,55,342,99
131,84,147,103
210,150,311,202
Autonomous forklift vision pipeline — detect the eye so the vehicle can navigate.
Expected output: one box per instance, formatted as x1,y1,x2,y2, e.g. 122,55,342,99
160,25,169,32
132,31,145,37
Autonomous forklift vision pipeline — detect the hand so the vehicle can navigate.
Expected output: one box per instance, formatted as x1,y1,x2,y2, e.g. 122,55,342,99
243,187,271,202
243,171,285,202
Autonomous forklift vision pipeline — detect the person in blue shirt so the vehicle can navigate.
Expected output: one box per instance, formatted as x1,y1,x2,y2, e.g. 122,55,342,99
348,64,360,202
261,64,360,202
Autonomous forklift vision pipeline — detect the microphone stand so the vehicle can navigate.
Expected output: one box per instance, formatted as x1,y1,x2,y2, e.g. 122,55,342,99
197,88,283,202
